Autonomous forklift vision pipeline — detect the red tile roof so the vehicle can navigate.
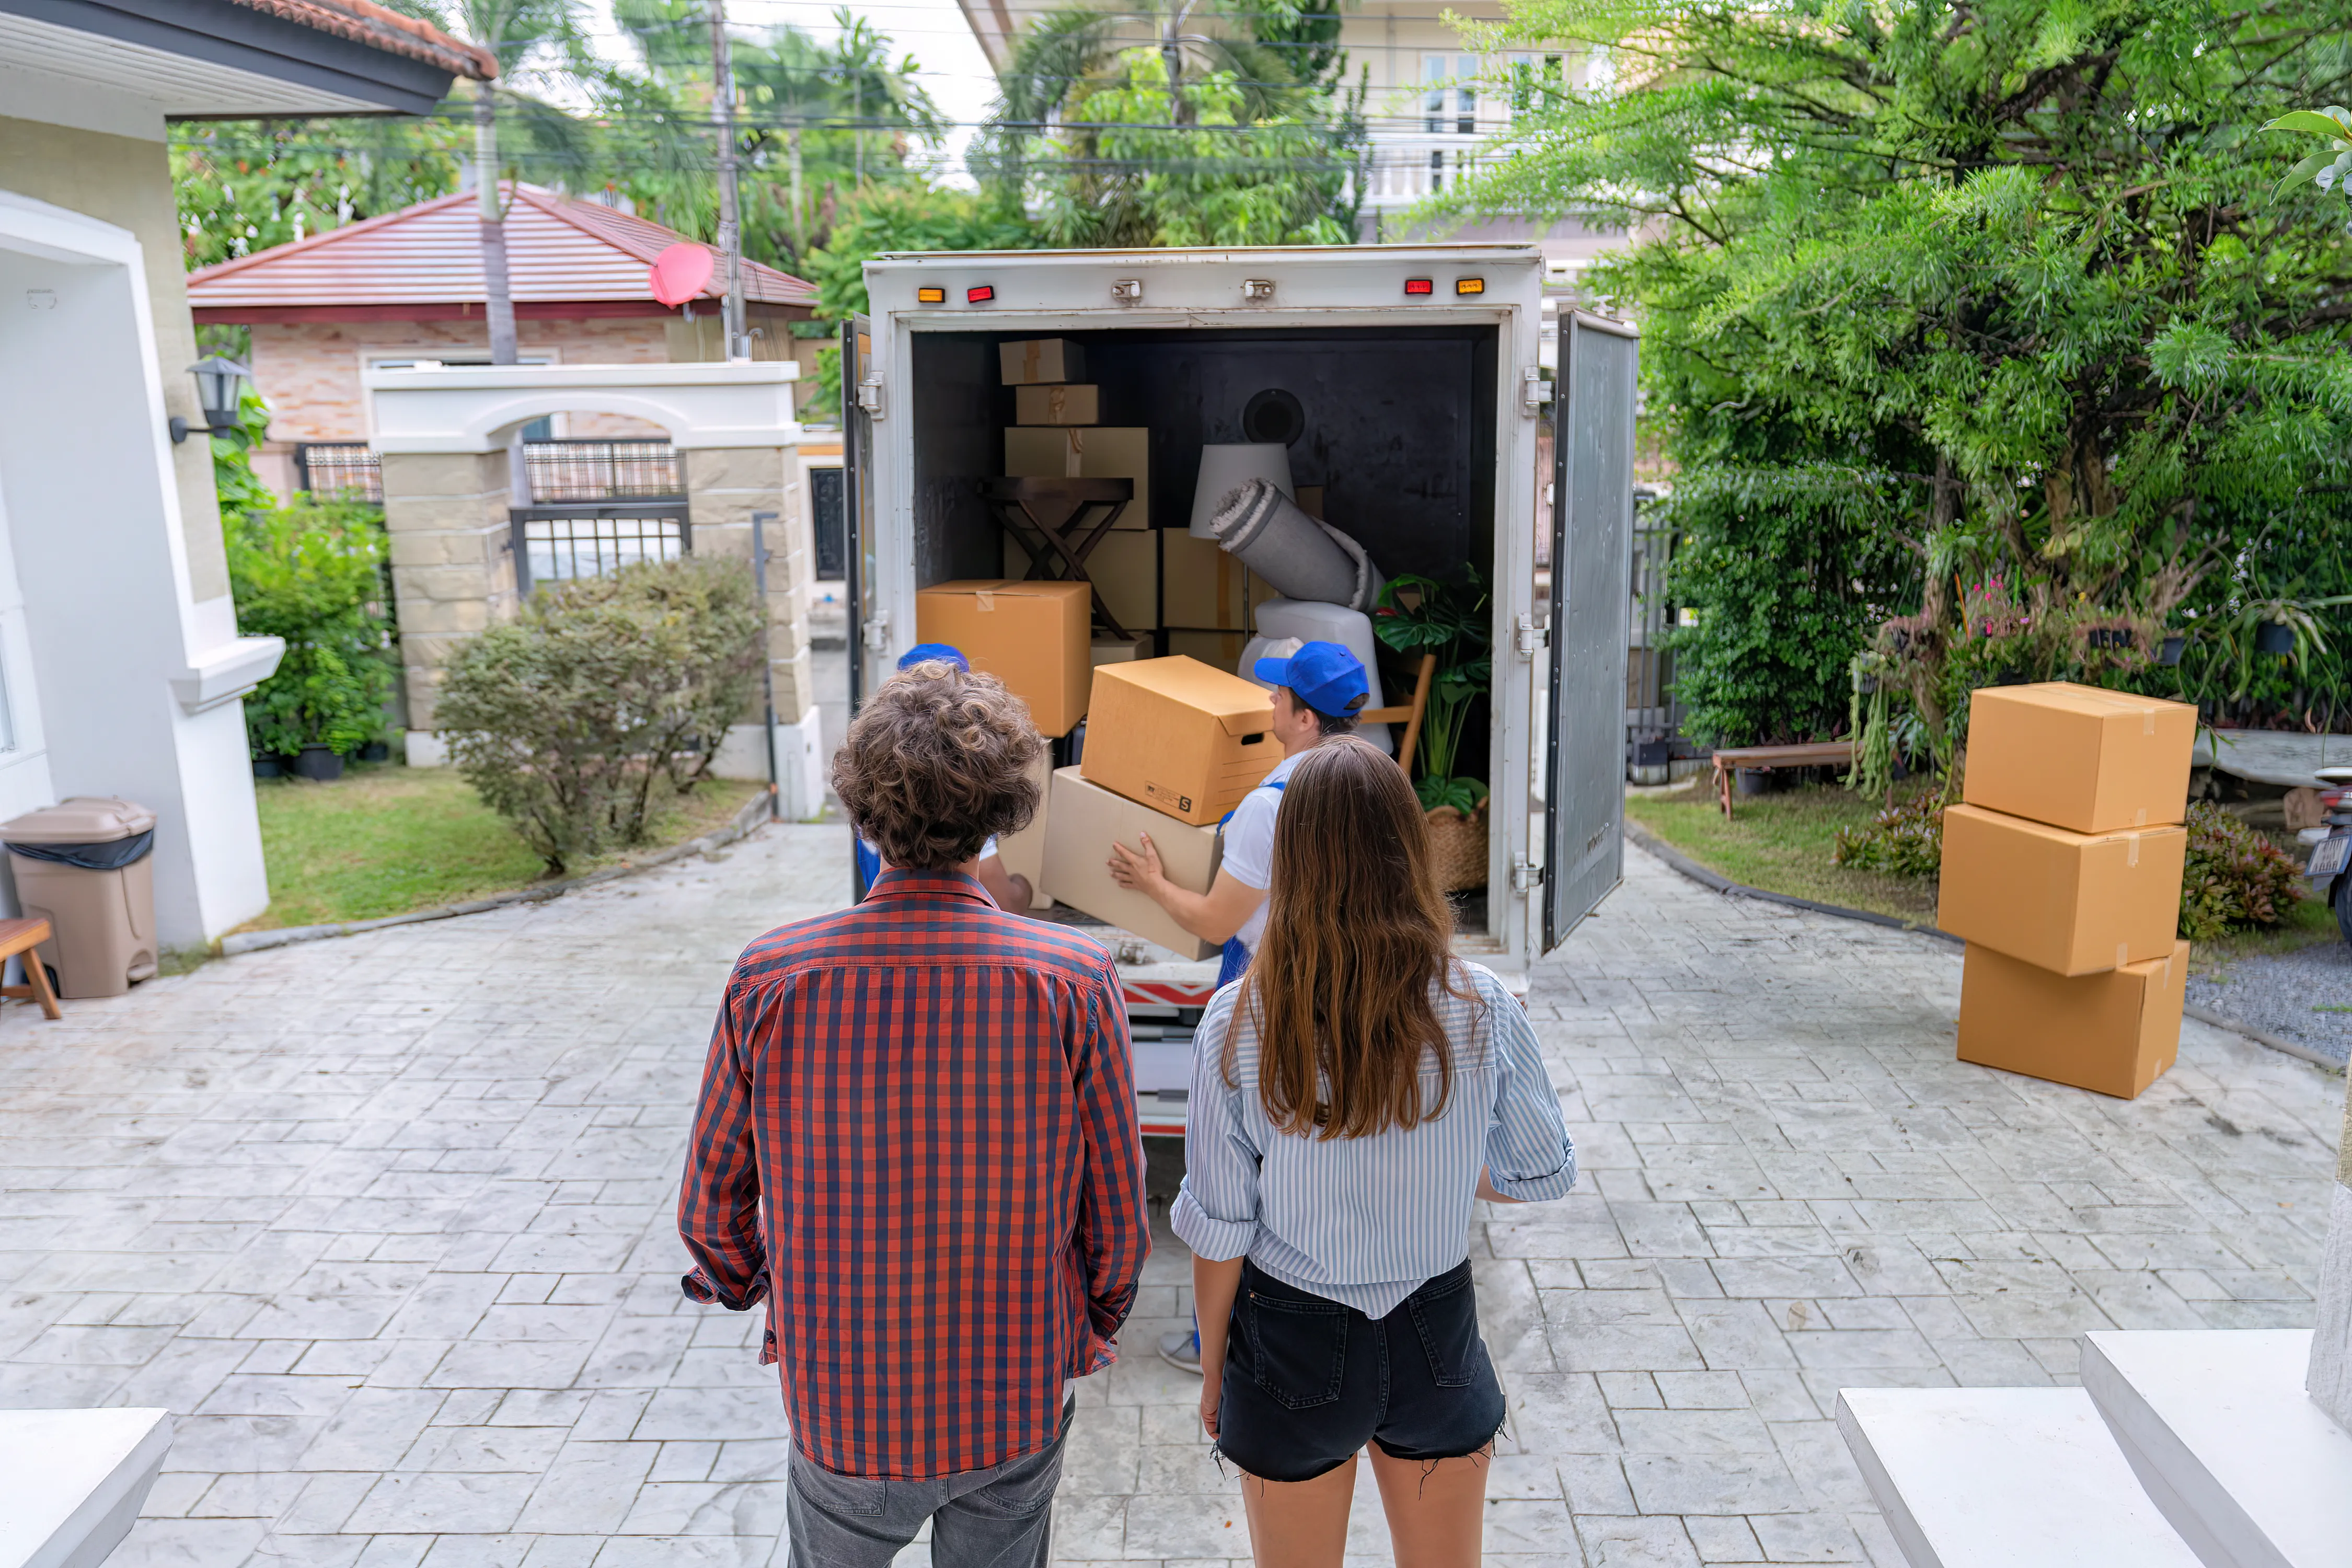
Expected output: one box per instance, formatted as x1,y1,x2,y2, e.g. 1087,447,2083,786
227,0,499,80
188,183,816,319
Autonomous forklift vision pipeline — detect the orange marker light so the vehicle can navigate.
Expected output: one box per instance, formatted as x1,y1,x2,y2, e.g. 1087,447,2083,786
916,286,946,304
1404,278,1434,296
966,285,996,304
1455,278,1484,296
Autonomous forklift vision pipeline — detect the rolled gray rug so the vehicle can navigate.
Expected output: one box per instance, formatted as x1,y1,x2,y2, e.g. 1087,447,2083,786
1209,478,1379,610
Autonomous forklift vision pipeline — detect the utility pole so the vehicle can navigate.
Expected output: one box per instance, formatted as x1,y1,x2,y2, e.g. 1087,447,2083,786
707,0,749,362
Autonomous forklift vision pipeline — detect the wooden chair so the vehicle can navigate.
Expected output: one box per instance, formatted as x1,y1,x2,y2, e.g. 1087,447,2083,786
0,917,61,1020
1361,654,1438,776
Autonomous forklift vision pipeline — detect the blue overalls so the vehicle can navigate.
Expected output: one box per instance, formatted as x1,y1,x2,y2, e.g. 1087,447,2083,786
1214,776,1286,988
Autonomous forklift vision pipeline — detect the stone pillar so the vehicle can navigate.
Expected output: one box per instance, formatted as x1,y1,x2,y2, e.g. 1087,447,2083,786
2309,1075,2352,1430
682,444,822,814
378,448,518,756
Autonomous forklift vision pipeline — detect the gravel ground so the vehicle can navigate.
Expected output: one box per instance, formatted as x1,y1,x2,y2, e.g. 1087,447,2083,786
2188,937,2352,1064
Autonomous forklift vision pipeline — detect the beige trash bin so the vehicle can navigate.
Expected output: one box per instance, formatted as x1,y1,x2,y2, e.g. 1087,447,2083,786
0,798,158,998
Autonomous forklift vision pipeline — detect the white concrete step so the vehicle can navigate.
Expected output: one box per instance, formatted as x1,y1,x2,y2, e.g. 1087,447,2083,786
1836,1386,2204,1568
2081,1329,2352,1568
0,1408,171,1568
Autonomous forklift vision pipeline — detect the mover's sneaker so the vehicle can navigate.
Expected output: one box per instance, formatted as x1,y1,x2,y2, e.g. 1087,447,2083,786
1158,1328,1201,1375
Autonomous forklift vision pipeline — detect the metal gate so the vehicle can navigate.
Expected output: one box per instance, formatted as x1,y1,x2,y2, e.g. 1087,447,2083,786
509,503,690,596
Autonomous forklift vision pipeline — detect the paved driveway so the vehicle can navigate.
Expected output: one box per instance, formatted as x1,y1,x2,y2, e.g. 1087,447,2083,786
0,824,2342,1567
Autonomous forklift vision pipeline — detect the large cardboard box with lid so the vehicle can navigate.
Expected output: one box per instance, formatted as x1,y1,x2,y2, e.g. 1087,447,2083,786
914,579,1091,737
1936,804,2186,975
1963,683,2197,833
1039,767,1221,961
1958,939,2189,1098
1081,656,1278,826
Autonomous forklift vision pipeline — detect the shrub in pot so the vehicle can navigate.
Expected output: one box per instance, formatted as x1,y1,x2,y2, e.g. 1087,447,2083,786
437,557,764,873
226,497,394,768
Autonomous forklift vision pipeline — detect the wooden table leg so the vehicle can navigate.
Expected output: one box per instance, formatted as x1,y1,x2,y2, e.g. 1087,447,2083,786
24,951,58,1020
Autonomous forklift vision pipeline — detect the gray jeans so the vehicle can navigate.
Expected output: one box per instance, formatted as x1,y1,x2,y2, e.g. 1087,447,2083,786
785,1419,1069,1568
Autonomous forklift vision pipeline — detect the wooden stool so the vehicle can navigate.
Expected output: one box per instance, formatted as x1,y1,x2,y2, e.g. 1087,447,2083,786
979,477,1137,640
0,916,60,1019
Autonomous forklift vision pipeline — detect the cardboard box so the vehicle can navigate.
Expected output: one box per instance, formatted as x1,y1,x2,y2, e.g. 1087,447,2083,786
1082,656,1278,826
1962,682,2196,833
1165,629,1250,672
1005,426,1149,529
1041,767,1220,960
1161,528,1278,629
990,750,1056,909
1016,383,1101,425
1936,804,2187,975
914,579,1091,738
1000,338,1086,386
1957,939,2188,1098
1004,530,1157,632
1093,636,1153,665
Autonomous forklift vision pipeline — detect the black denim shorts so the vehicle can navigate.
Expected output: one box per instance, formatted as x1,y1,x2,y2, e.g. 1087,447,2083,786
1214,1258,1505,1483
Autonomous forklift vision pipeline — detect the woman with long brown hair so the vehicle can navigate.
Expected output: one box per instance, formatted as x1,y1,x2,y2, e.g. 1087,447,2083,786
1171,738,1577,1567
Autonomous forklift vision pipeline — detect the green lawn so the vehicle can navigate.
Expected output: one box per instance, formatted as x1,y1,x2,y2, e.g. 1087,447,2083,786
1624,776,1943,925
243,764,765,932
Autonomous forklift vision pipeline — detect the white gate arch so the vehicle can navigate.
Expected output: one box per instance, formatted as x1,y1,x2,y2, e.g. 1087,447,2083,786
363,360,823,818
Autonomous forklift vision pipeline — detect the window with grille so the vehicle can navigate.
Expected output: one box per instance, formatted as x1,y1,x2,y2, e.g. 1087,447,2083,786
296,443,383,503
525,440,684,501
1424,54,1477,134
510,504,689,595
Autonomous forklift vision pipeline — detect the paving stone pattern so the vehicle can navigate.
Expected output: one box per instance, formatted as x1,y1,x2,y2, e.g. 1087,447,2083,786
0,826,2344,1568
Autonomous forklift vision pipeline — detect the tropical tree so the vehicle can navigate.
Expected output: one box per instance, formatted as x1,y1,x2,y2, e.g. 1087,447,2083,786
173,117,468,267
1433,0,2352,749
975,0,1364,246
397,0,595,364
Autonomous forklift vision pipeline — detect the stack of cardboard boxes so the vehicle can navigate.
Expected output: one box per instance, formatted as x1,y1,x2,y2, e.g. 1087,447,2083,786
1938,683,2199,1099
998,338,1159,647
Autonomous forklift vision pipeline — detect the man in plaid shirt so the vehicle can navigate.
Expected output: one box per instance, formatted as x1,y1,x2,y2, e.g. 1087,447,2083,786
678,659,1148,1566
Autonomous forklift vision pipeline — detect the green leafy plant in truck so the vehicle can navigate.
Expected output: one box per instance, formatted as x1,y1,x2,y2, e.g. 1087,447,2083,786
436,557,764,873
1374,569,1491,815
226,498,396,760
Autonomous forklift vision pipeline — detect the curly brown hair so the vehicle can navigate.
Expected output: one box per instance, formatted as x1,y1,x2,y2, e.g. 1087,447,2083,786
832,662,1045,871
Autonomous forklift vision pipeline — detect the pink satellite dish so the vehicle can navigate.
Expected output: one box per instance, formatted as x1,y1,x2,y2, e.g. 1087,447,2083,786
649,243,716,307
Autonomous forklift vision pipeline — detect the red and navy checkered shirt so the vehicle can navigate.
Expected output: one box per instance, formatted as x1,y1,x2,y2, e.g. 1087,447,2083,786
677,868,1149,1479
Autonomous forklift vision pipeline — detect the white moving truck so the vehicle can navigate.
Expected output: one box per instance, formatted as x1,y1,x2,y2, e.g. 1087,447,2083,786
840,245,1636,1136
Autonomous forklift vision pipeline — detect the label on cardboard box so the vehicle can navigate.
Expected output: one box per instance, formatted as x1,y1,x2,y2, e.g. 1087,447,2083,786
1081,656,1278,827
1962,682,2196,833
1957,939,2188,1099
1935,804,2186,974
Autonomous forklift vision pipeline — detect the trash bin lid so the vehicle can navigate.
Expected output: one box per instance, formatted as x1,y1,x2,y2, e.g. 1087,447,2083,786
0,797,157,845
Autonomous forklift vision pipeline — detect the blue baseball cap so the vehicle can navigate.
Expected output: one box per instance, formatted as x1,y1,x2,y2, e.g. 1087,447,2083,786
1255,640,1369,718
897,642,969,672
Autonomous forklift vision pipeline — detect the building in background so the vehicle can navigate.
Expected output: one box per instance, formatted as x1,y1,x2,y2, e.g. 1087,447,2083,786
0,0,490,951
189,183,820,499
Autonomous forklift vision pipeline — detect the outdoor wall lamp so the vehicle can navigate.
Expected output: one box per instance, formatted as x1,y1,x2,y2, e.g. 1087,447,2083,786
169,356,252,443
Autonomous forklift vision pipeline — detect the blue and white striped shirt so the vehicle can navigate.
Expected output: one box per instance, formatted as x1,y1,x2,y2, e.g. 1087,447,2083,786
1170,960,1576,1317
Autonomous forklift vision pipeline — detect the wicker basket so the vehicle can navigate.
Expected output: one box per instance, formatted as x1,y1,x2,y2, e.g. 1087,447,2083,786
1426,804,1489,893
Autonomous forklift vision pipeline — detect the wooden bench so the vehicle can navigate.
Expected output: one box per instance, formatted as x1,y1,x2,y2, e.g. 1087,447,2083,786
1710,742,1855,817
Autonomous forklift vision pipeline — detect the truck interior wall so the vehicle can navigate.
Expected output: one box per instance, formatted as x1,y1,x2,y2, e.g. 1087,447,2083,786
907,325,1500,591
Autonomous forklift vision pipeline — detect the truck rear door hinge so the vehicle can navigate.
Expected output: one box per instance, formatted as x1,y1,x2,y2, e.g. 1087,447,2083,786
856,371,885,419
861,612,891,652
1515,614,1549,659
1511,856,1541,894
1522,366,1550,412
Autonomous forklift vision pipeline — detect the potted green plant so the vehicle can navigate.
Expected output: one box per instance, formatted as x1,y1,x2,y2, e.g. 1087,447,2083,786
227,498,395,781
1374,570,1492,891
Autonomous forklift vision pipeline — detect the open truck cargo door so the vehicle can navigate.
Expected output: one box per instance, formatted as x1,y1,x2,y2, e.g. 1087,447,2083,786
841,315,879,901
1542,311,1639,953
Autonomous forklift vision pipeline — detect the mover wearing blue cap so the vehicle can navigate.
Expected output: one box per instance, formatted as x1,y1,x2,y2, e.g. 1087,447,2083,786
854,643,1035,913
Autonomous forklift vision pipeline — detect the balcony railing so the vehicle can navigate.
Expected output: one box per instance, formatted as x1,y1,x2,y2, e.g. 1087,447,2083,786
296,440,684,506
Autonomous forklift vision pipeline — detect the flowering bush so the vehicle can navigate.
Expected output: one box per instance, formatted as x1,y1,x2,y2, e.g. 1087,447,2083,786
2178,802,2304,941
1831,794,1945,878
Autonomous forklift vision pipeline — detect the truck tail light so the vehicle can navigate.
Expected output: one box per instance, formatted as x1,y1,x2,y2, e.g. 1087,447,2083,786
916,286,946,304
1404,278,1434,296
1455,278,1484,296
966,285,995,304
